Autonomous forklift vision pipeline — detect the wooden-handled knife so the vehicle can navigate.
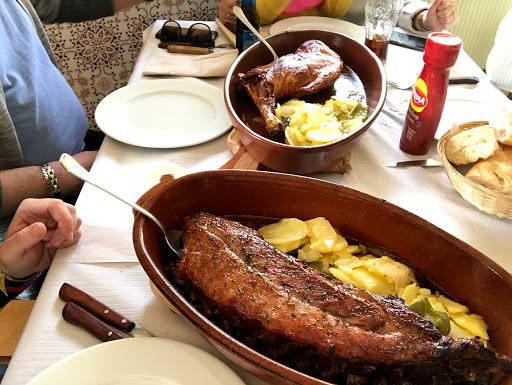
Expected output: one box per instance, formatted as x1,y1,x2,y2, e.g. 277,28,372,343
60,283,152,340
62,302,125,342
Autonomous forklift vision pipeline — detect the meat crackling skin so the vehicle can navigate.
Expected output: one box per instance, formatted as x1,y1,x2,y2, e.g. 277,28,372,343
171,213,512,385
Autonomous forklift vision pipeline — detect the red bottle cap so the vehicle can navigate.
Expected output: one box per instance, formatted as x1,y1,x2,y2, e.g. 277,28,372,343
423,32,462,68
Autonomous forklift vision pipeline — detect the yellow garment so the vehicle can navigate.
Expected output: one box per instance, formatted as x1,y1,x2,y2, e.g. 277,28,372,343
257,0,352,25
0,271,7,296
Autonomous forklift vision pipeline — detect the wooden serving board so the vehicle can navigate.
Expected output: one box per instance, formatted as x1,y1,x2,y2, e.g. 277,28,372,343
220,129,352,173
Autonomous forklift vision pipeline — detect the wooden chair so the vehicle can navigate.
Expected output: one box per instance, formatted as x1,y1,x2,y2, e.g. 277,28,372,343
0,300,35,357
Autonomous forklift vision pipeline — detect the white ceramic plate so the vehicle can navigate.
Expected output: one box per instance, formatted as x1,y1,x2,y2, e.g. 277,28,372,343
435,92,496,140
269,16,365,43
95,78,232,148
27,338,245,385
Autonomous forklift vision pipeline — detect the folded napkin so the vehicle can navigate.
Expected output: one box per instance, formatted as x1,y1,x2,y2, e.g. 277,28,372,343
142,20,238,78
143,49,238,77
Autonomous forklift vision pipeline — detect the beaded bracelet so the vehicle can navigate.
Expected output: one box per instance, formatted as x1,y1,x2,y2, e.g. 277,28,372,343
39,163,61,199
1,270,42,295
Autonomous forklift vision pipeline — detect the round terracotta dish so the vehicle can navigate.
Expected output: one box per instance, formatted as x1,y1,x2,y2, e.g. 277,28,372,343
133,170,512,385
224,30,387,175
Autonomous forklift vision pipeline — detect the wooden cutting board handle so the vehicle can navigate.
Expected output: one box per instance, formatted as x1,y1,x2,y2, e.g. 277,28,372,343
219,146,260,170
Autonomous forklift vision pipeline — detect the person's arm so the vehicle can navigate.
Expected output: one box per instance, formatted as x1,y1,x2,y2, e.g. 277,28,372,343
0,151,97,217
29,0,149,24
486,10,512,93
0,198,82,307
218,0,292,30
399,0,458,34
218,0,239,32
256,0,294,25
319,0,352,19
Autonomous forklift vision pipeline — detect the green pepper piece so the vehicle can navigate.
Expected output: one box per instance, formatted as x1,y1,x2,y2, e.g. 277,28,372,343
280,115,292,127
409,298,451,336
432,311,451,336
409,297,428,316
348,102,362,116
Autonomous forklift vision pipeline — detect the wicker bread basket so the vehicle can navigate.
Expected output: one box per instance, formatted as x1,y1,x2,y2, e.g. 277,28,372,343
437,121,512,219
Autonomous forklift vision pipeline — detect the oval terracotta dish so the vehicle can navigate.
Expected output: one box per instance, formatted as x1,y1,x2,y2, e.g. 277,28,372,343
224,30,387,174
133,170,512,385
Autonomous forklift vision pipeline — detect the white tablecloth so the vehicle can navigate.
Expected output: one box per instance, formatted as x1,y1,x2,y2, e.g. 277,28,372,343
2,21,511,385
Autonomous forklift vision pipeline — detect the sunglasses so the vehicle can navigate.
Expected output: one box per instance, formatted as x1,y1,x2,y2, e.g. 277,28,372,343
157,20,218,48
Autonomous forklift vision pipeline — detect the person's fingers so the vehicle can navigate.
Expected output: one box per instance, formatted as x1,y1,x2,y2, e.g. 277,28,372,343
437,1,458,27
444,11,458,28
48,213,81,247
48,202,78,240
0,222,47,276
435,0,450,11
428,0,443,13
51,217,82,248
4,223,46,257
218,0,235,15
55,228,82,249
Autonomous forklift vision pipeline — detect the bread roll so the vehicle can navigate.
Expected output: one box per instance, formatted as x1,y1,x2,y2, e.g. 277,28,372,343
445,125,498,165
490,109,512,146
465,146,512,194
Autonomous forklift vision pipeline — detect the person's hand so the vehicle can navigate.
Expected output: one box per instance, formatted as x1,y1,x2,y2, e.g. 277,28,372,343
0,199,82,279
423,0,459,32
218,0,240,33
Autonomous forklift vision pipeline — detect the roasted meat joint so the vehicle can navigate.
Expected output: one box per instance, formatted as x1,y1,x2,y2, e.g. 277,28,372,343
171,213,512,385
240,40,343,140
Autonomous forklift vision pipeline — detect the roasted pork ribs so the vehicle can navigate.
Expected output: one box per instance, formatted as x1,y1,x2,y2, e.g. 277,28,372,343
240,40,343,140
172,213,512,384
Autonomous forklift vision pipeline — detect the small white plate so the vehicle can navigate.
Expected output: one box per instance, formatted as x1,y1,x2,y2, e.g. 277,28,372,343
27,338,245,385
269,16,365,43
95,78,232,148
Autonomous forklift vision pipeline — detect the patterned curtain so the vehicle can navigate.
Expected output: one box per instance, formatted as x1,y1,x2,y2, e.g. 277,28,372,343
43,0,219,132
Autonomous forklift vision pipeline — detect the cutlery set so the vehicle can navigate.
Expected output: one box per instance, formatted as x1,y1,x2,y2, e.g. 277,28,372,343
60,283,152,342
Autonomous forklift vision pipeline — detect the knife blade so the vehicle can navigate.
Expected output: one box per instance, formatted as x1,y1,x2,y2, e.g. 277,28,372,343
59,282,152,338
386,159,444,168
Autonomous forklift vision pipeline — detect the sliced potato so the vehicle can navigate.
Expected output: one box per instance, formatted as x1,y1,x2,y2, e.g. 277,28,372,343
305,127,343,144
365,256,412,291
437,295,469,314
305,217,336,238
399,283,419,306
258,218,308,244
285,126,307,146
330,267,357,287
348,267,394,297
274,240,301,253
451,313,489,340
298,244,323,262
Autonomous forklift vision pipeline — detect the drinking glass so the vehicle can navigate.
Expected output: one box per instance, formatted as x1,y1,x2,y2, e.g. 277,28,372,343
365,0,404,62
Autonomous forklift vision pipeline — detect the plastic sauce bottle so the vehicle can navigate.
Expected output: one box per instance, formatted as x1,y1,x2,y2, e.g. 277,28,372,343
236,0,260,54
399,32,462,155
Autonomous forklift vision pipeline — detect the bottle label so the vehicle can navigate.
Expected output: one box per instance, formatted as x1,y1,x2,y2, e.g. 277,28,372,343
410,78,429,113
242,30,259,51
